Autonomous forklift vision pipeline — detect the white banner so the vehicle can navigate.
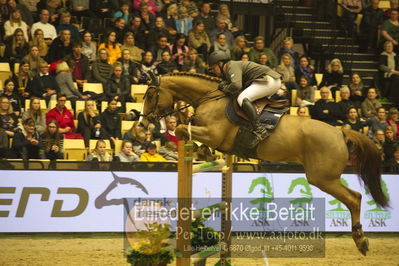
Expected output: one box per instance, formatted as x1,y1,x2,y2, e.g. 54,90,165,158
0,171,397,232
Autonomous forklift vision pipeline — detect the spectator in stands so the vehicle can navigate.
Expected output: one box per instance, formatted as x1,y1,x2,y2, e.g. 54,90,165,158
296,76,315,107
11,118,42,159
157,50,177,74
170,33,189,69
349,73,366,108
29,29,48,58
159,141,178,161
188,20,211,59
1,79,21,117
0,96,18,138
56,11,80,42
379,40,399,99
365,107,388,138
100,98,122,147
113,2,133,23
383,126,398,161
385,144,399,173
140,141,166,161
360,0,383,51
341,0,362,36
123,121,144,142
70,0,93,20
372,129,385,157
387,107,399,139
320,59,344,99
77,100,102,147
175,100,192,125
115,140,140,162
218,4,238,34
295,55,316,86
182,48,206,73
81,31,97,63
98,31,121,65
381,9,399,50
138,51,158,83
128,16,147,50
181,0,198,18
134,2,155,31
150,34,170,63
107,17,128,44
46,0,62,24
134,0,157,17
278,37,299,69
8,0,33,27
23,46,46,76
87,139,113,162
41,119,63,160
22,97,46,134
121,32,143,63
117,49,139,84
4,28,29,68
309,86,339,125
27,62,60,103
361,87,382,118
131,131,147,155
335,86,354,121
230,35,249,61
194,2,215,35
276,53,298,91
46,93,80,139
383,0,399,18
175,6,192,35
297,106,308,117
91,48,112,85
64,42,90,89
209,16,234,47
0,0,11,41
258,53,269,67
4,8,28,40
31,9,57,45
211,33,231,58
161,3,177,30
55,61,89,107
14,61,33,100
241,53,249,61
47,29,73,63
163,115,178,149
105,62,133,105
343,107,364,132
249,36,278,68
90,0,113,18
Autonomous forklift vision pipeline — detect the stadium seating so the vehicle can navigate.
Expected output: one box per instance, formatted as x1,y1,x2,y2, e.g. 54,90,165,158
83,83,104,94
121,120,134,137
0,62,12,82
24,99,47,112
75,100,98,114
131,84,148,102
64,139,86,160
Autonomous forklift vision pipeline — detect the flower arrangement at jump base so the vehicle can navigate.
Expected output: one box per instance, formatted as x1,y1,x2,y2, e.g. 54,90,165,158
125,223,174,266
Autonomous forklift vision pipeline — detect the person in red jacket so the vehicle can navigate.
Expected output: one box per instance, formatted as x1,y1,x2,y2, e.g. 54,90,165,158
46,93,82,139
163,115,178,150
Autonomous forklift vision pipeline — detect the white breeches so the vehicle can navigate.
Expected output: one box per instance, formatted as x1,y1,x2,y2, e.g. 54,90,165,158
237,77,282,106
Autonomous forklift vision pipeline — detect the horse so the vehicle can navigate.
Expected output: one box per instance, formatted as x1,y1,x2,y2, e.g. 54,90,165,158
141,72,388,255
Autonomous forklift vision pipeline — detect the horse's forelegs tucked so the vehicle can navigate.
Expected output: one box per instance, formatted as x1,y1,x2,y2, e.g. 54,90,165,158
175,124,218,147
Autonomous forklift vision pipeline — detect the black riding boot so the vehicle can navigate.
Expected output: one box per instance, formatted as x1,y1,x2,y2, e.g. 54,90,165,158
241,98,268,147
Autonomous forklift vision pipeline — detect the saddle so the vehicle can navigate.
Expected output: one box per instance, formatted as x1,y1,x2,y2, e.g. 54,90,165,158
233,97,290,121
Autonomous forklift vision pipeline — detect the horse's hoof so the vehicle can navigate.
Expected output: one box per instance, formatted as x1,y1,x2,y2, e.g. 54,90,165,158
358,238,369,256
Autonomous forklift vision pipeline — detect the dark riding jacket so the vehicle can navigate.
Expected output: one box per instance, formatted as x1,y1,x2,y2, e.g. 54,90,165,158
219,60,281,96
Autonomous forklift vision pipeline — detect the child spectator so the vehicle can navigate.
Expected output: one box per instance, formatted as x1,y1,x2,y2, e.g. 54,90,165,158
115,140,140,162
140,141,166,161
77,100,103,147
365,107,389,138
159,141,178,161
349,73,366,108
132,131,148,156
297,107,308,117
22,97,46,134
11,118,42,159
41,120,64,160
1,79,21,117
100,98,122,147
343,107,365,132
87,139,113,162
383,126,398,161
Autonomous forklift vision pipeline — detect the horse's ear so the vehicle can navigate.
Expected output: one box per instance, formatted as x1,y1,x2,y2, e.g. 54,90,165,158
148,71,160,86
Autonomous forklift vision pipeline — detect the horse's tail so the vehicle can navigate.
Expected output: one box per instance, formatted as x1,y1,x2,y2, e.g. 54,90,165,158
342,129,389,207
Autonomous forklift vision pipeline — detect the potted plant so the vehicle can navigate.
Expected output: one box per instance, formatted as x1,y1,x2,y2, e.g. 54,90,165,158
126,223,174,266
191,217,220,266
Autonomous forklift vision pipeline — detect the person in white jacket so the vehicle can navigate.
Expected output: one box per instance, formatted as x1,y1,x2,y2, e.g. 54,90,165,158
4,9,28,40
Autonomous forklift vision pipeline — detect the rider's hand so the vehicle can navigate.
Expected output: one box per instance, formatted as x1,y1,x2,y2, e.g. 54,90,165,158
218,81,227,92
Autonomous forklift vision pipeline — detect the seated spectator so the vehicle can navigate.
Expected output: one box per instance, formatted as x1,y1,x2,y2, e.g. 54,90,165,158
64,42,90,89
341,0,362,36
360,0,383,51
335,86,355,121
211,33,231,58
278,37,299,69
128,16,147,50
100,98,122,147
14,61,33,100
188,20,211,59
365,107,389,138
381,9,399,50
55,61,89,107
387,107,399,139
383,0,399,19
29,29,48,58
91,48,112,85
249,36,278,68
123,121,144,142
297,106,308,117
170,33,189,69
230,35,250,61
320,59,343,99
175,100,192,125
163,115,178,149
258,52,269,67
175,6,192,35
150,34,170,63
276,53,298,91
361,87,382,118
77,100,103,146
23,46,46,76
379,40,399,103
132,131,148,155
140,141,166,161
30,9,57,46
309,86,339,125
105,62,133,105
70,0,93,20
159,141,178,161
384,126,398,161
46,93,80,139
241,53,249,61
343,107,365,132
181,0,199,18
161,3,177,30
121,32,143,63
209,16,234,48
372,129,385,157
41,120,63,160
218,4,238,34
157,50,177,74
47,29,73,63
11,118,42,159
0,96,18,138
4,8,28,40
193,2,215,35
118,49,140,84
296,76,315,107
138,51,158,84
113,2,133,24
98,31,121,65
1,79,21,117
27,62,59,104
56,11,80,42
349,72,366,108
145,17,169,50
4,28,29,67
22,97,46,134
182,48,206,74
295,55,316,86
87,139,113,162
46,0,62,24
385,144,399,173
8,0,33,27
115,140,140,162
107,17,128,44
81,31,97,63
133,0,157,17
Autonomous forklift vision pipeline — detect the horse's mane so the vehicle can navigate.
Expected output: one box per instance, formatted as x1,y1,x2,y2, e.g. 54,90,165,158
162,72,222,83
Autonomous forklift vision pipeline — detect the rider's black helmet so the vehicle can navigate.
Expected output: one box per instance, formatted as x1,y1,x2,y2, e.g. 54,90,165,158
208,50,231,66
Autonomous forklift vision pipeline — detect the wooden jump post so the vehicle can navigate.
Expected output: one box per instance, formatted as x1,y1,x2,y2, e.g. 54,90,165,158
177,140,233,266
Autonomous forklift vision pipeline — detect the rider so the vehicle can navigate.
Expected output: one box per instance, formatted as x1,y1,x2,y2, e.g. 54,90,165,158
208,50,282,145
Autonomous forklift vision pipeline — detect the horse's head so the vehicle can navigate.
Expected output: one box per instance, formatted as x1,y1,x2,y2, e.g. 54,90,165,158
142,83,174,124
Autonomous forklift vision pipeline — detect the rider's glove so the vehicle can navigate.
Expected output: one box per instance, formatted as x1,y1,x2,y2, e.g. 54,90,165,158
218,81,228,92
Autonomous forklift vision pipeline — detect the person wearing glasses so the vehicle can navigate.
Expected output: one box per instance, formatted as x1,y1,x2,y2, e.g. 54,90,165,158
11,118,43,159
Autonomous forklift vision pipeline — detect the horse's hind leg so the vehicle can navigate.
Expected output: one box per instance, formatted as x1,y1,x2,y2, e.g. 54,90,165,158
306,171,368,255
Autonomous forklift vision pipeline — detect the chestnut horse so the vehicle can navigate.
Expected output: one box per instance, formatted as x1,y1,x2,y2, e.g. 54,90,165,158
142,72,388,255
